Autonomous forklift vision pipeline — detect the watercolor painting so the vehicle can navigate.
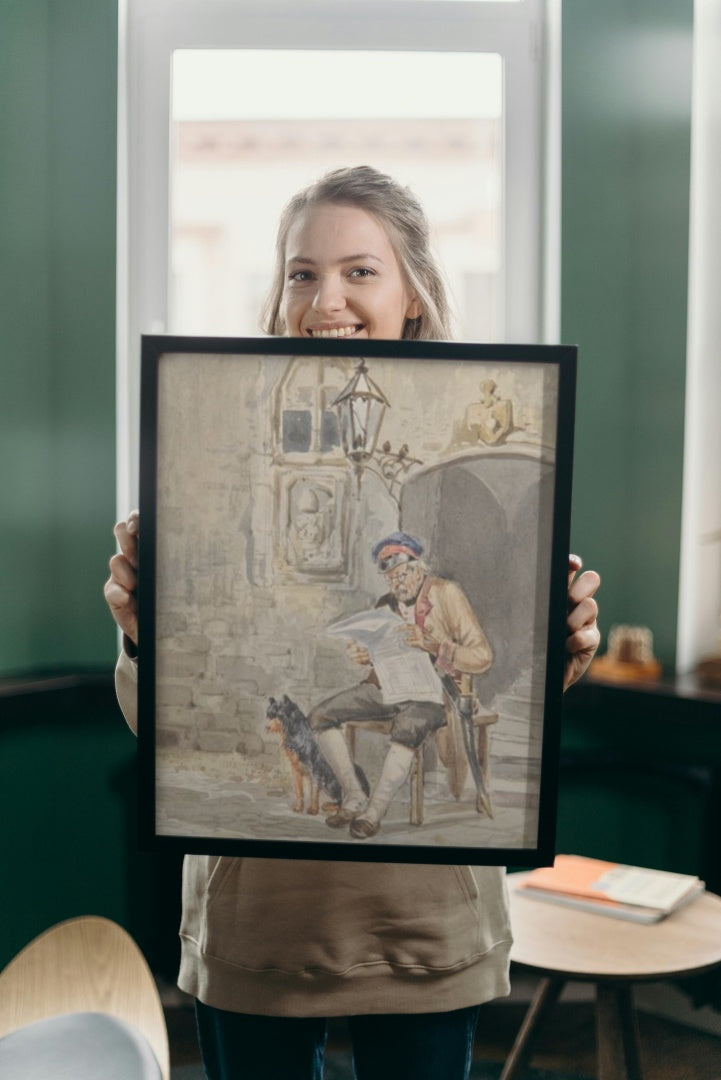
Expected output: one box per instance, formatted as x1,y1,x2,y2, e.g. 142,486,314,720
138,337,576,865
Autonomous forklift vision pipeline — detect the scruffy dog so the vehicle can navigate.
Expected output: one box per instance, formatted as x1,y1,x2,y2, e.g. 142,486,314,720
266,695,369,815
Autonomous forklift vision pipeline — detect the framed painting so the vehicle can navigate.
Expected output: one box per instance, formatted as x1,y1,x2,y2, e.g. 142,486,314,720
137,335,576,865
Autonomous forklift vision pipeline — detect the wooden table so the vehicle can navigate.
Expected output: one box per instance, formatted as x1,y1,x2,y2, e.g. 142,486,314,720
502,872,721,1080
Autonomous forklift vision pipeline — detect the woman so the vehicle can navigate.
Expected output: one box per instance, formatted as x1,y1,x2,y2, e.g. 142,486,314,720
106,166,600,1080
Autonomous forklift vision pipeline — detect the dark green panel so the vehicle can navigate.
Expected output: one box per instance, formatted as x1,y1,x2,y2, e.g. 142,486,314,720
559,682,721,891
562,0,693,668
556,768,709,877
0,0,118,674
47,0,118,667
0,687,133,966
0,683,184,976
0,2,55,670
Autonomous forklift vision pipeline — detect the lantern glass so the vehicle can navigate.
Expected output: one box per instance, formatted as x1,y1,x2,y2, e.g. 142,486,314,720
333,363,389,463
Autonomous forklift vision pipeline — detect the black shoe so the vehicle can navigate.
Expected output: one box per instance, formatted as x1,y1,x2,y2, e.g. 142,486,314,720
325,808,358,829
349,817,380,839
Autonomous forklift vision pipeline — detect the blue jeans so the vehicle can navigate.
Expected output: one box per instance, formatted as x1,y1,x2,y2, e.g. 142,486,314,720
195,1000,481,1080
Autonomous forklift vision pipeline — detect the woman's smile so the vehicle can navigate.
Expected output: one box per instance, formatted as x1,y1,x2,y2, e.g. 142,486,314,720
306,323,365,339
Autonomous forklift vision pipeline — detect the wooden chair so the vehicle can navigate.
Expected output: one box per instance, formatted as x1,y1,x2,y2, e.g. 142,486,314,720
345,677,498,826
0,915,169,1079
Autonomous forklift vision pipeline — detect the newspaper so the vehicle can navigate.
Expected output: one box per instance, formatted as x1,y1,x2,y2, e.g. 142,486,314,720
326,607,444,705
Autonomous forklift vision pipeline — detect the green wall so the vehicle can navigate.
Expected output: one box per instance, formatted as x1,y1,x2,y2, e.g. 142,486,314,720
0,0,118,675
562,0,693,669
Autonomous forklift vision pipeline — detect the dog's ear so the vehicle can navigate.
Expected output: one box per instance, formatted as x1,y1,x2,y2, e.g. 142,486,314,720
282,694,290,704
268,696,276,705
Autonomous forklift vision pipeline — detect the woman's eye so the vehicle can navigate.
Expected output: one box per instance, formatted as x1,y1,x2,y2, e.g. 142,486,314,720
288,270,313,283
349,267,375,279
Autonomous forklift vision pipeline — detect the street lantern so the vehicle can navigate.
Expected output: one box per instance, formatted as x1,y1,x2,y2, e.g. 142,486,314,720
331,359,421,502
331,360,389,467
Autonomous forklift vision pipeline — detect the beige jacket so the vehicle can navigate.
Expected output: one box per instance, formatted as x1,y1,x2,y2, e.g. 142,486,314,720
380,575,493,684
116,651,512,1017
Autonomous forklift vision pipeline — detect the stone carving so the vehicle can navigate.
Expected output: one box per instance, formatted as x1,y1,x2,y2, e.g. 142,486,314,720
464,379,514,446
277,473,349,580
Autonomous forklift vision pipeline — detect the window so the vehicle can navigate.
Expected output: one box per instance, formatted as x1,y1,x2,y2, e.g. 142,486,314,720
677,2,721,674
118,0,558,510
169,50,503,343
276,358,347,461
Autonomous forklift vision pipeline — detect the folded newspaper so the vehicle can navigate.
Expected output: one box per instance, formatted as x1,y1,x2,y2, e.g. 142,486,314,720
326,607,444,705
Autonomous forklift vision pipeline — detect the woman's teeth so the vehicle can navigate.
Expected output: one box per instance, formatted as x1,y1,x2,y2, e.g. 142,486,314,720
310,325,360,338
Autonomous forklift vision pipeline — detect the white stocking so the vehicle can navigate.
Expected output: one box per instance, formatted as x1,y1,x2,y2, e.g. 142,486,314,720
315,728,367,811
363,742,416,824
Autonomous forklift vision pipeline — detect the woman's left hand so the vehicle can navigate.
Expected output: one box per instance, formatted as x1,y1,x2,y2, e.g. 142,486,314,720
564,554,601,691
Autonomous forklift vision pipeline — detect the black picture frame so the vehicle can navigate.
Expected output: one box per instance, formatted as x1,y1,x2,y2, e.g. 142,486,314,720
138,335,576,866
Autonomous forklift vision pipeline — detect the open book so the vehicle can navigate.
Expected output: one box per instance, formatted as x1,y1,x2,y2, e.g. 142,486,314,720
326,607,444,706
515,854,705,923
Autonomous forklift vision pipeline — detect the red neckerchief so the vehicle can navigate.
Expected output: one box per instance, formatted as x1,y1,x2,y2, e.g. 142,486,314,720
414,576,433,629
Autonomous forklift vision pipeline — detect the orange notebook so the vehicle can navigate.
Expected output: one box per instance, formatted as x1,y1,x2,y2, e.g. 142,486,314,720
516,855,704,923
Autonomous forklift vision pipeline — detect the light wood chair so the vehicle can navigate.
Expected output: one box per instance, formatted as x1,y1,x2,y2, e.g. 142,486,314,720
0,915,169,1079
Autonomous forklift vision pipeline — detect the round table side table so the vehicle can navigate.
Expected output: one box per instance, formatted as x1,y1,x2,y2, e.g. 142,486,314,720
502,872,721,1080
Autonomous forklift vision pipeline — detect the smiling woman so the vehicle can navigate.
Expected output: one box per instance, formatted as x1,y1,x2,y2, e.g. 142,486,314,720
263,167,451,341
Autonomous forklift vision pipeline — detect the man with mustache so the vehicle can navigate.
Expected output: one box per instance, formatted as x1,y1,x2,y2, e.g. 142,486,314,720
309,531,492,839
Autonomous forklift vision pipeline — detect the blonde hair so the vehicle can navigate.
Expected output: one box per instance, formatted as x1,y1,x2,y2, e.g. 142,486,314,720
262,166,453,341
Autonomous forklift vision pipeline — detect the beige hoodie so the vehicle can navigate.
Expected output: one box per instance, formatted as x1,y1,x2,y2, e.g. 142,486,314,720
116,651,512,1016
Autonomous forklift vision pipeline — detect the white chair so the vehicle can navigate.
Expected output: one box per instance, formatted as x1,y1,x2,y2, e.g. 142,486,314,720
0,915,170,1079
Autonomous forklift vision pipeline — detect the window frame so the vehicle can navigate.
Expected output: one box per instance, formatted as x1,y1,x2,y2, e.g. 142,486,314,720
117,0,559,511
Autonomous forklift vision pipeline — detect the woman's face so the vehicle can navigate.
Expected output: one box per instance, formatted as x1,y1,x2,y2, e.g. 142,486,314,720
281,203,421,340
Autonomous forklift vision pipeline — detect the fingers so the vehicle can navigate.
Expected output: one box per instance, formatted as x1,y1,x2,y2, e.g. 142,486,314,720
346,641,371,666
113,510,139,568
103,575,135,617
563,624,601,690
565,623,601,659
108,550,137,592
103,576,138,643
566,592,599,636
404,626,439,653
567,553,583,588
567,565,601,640
105,511,140,645
568,567,601,609
564,557,601,690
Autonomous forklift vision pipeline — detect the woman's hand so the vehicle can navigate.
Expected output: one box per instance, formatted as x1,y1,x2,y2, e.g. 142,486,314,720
103,510,139,646
564,554,601,691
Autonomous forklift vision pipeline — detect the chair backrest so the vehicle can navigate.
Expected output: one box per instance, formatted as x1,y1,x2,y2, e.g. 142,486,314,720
0,915,170,1080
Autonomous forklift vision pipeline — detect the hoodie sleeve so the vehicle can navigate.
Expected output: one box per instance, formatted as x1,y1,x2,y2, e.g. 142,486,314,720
115,646,139,736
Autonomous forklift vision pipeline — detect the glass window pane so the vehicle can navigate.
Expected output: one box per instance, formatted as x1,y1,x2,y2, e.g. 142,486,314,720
170,49,503,341
320,410,341,453
282,410,312,454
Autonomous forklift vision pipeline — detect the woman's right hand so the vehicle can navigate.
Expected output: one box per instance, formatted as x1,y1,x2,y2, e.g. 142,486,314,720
104,510,139,646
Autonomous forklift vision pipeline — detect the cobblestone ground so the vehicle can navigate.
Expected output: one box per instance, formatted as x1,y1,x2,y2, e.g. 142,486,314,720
155,748,537,852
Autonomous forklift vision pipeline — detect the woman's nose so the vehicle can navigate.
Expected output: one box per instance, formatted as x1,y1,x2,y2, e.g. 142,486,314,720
312,274,345,314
